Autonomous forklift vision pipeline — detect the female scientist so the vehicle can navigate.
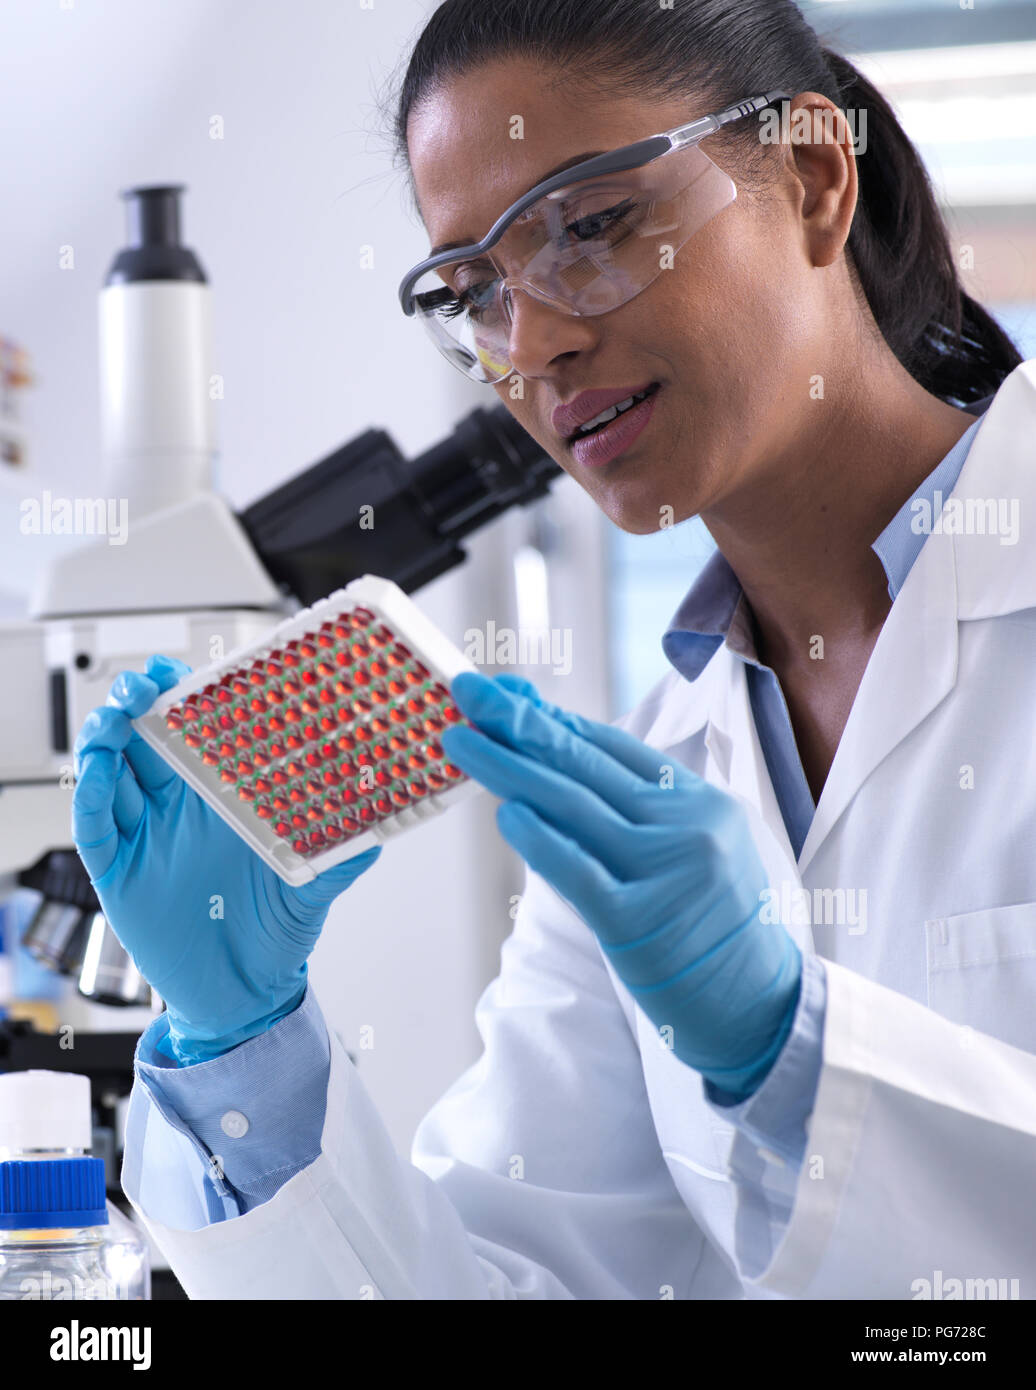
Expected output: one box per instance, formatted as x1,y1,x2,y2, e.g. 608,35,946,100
72,0,1036,1298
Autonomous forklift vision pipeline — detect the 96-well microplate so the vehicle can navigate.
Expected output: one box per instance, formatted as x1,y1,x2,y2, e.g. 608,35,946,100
132,575,481,884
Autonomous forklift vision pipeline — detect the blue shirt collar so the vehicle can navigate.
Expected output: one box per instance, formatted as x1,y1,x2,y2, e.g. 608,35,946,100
661,401,994,684
871,413,986,601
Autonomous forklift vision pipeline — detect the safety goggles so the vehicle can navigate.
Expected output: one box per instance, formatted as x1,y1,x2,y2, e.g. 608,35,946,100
398,90,790,385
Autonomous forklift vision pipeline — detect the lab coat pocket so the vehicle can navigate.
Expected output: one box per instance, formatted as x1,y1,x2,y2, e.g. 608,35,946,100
925,902,1036,1054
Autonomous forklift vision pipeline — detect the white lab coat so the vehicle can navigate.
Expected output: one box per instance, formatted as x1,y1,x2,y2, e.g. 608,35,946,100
122,359,1036,1299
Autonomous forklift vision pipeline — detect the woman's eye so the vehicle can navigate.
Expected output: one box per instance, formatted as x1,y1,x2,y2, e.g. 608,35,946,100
438,295,467,322
449,280,497,320
417,286,467,321
566,198,637,242
418,283,490,322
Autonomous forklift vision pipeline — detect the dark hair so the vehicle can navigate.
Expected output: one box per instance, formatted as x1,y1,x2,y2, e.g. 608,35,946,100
389,0,1021,408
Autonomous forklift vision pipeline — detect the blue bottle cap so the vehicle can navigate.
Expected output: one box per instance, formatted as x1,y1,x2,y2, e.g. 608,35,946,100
0,1157,108,1230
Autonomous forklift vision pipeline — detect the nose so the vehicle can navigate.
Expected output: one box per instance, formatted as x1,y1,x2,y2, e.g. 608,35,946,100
501,282,599,379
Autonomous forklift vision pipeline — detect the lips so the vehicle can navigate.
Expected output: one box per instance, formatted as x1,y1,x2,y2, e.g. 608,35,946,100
569,385,660,468
552,382,660,441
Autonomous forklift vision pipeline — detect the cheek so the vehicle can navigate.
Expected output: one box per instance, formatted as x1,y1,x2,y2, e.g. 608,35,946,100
665,228,811,451
708,213,815,368
681,225,771,353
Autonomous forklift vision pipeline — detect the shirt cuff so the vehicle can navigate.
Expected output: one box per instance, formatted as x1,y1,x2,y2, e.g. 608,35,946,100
698,954,827,1276
703,950,827,1167
133,982,332,1214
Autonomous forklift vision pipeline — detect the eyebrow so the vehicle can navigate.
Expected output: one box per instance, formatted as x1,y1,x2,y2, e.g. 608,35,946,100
429,150,606,256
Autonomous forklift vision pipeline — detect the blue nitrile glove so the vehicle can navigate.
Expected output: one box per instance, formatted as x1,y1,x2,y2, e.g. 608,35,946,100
442,670,802,1102
71,654,382,1066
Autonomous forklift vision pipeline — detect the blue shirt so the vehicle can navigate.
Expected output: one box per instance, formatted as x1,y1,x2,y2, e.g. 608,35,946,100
126,407,992,1235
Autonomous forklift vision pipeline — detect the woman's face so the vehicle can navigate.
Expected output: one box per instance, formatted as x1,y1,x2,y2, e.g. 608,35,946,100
407,58,849,535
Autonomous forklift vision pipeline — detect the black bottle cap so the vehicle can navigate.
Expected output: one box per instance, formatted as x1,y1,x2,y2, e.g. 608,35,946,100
104,184,207,286
123,184,184,248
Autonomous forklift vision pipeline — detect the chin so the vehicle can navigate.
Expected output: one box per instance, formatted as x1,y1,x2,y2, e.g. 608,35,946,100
604,500,671,536
600,479,700,536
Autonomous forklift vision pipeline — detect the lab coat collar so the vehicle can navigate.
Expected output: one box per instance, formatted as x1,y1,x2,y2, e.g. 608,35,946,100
951,359,1036,620
798,358,1036,868
635,358,1036,869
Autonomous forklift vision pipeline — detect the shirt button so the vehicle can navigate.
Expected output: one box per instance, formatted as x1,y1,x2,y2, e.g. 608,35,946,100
220,1109,250,1138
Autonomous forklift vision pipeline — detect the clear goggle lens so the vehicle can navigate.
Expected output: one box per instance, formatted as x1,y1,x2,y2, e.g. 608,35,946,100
411,143,736,384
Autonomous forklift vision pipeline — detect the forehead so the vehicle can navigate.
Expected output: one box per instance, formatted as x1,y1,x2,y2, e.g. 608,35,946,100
407,57,687,249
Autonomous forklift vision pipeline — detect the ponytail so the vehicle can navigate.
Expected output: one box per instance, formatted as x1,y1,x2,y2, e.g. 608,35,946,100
823,50,1022,406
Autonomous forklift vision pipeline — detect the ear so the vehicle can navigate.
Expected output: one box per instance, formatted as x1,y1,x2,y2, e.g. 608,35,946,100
779,91,859,270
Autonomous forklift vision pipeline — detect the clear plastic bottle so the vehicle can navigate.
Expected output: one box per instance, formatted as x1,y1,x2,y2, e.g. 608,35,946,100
0,1070,149,1300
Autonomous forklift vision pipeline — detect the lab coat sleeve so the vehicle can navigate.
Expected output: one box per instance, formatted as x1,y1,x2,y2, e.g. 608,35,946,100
701,949,827,1253
731,958,1036,1297
119,867,705,1299
123,985,333,1221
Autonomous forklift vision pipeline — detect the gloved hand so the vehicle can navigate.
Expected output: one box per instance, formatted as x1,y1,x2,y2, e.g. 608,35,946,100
441,670,802,1102
71,653,382,1066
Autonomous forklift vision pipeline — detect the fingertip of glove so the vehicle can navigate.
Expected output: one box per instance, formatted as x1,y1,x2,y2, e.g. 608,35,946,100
450,669,495,706
439,722,479,763
494,672,543,705
146,652,193,690
107,670,154,709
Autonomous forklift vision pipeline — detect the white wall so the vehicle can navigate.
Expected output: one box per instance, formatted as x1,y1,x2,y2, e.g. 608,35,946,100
0,0,612,1150
0,0,452,513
